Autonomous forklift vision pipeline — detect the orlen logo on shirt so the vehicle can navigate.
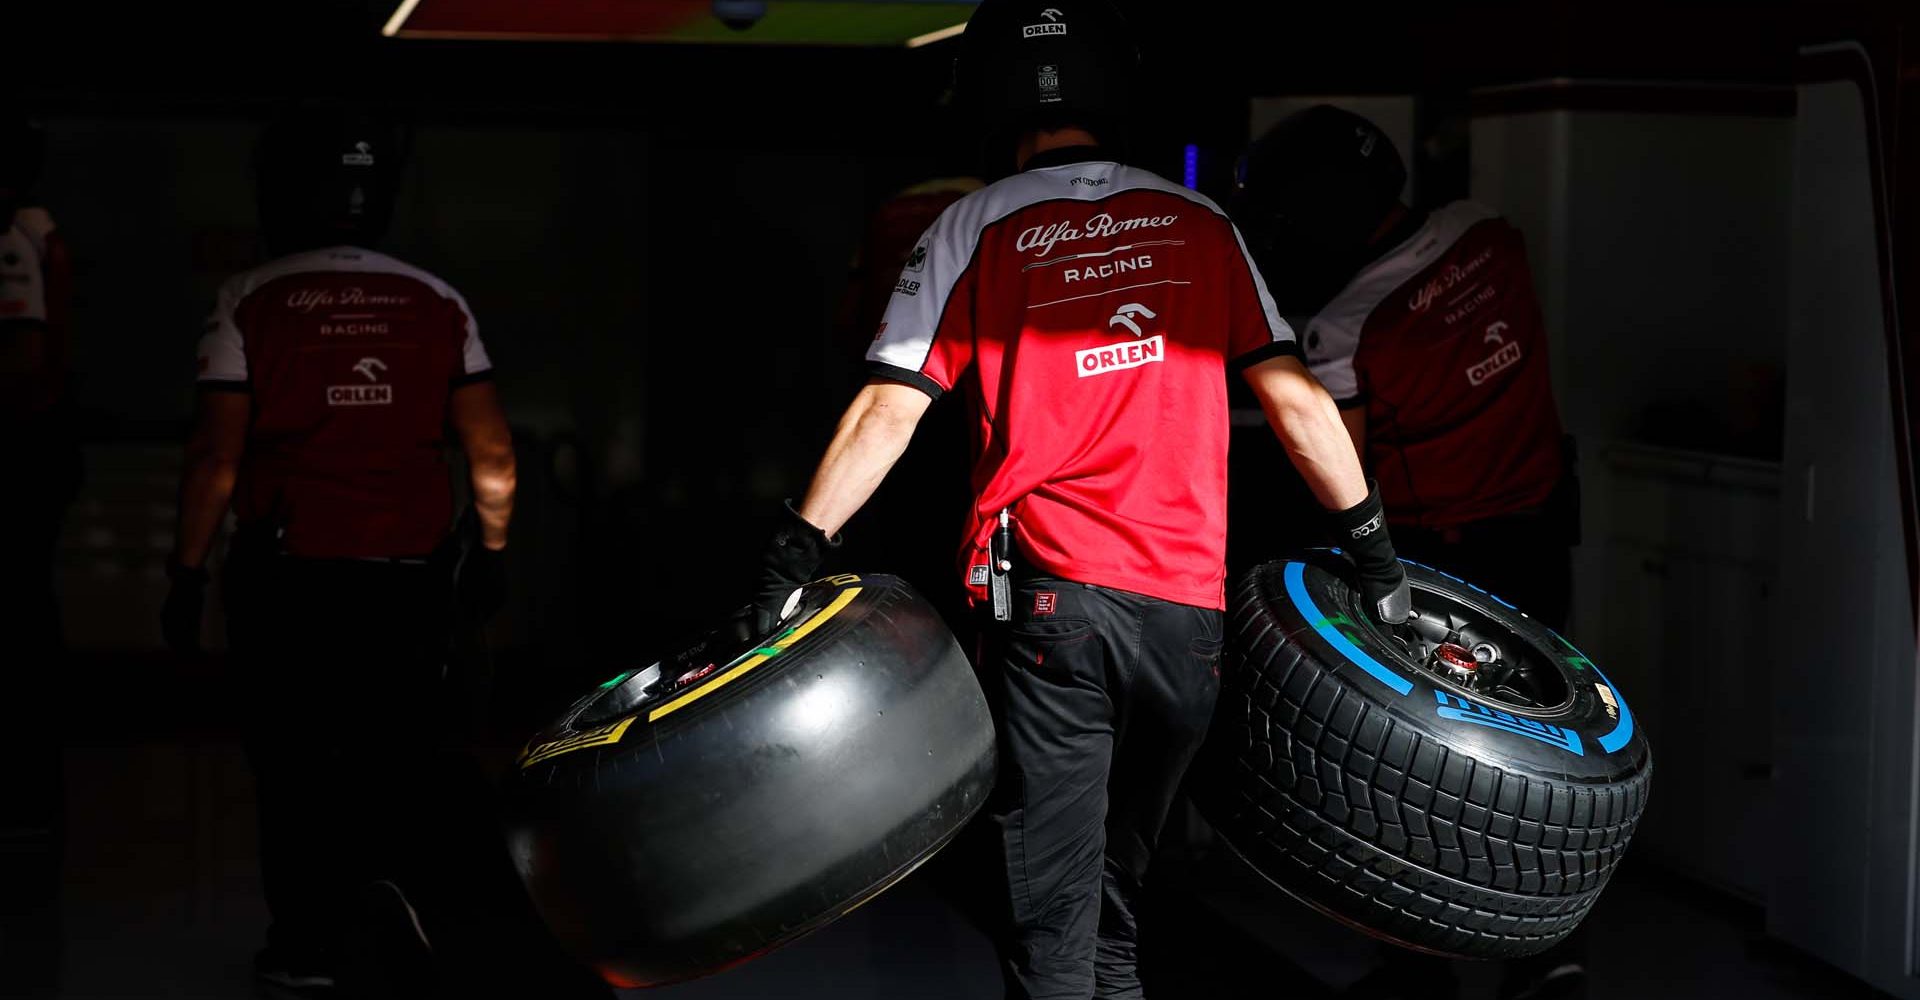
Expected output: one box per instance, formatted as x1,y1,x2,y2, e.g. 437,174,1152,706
327,356,393,406
1075,335,1164,379
1465,340,1522,387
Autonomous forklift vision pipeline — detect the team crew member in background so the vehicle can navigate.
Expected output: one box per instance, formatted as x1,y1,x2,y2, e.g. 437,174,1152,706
159,108,593,999
1236,105,1582,1000
739,5,1411,997
0,107,77,994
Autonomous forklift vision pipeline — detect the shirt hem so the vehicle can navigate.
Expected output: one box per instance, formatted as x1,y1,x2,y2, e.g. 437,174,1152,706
1017,554,1225,612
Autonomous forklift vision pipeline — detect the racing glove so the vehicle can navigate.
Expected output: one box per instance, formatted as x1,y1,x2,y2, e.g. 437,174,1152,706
458,545,510,623
738,501,840,642
161,559,209,653
1328,482,1412,625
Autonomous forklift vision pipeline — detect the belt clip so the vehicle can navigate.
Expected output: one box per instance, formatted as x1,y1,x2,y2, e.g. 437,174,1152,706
990,507,1013,622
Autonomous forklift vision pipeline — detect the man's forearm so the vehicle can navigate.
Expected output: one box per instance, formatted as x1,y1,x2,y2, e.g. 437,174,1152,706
172,455,238,569
795,383,929,536
1245,357,1369,511
470,455,516,550
1270,393,1368,511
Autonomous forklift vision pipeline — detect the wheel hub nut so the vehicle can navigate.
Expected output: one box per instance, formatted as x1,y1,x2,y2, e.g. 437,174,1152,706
1433,642,1479,681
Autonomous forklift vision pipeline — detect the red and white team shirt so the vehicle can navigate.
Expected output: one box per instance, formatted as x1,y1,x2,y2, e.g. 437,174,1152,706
196,246,492,560
1304,202,1564,529
868,148,1296,611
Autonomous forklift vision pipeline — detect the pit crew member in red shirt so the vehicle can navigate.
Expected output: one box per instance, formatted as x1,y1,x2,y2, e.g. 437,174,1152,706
1237,105,1576,632
1236,105,1582,1000
160,108,526,999
740,6,1411,997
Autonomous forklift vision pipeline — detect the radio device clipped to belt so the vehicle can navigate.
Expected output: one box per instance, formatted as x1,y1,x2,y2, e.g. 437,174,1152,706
990,507,1014,622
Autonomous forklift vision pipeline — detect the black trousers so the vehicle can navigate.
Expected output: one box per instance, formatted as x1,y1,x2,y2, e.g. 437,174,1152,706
981,572,1222,1000
226,553,605,997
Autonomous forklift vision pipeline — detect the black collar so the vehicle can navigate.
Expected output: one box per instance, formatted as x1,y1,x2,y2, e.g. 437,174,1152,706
1022,145,1114,172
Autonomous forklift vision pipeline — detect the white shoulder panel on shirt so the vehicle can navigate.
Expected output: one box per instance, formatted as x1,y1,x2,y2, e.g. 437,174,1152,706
1304,201,1498,401
11,207,54,258
200,246,491,384
868,160,1287,379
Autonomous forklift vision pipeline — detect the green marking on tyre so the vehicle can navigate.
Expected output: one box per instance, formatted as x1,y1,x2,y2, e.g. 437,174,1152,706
598,670,634,691
1314,613,1365,647
753,647,785,658
1553,634,1591,671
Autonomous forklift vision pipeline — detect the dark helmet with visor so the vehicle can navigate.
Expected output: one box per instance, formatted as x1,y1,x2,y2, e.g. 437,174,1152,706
256,107,401,254
1235,104,1407,256
1233,104,1408,312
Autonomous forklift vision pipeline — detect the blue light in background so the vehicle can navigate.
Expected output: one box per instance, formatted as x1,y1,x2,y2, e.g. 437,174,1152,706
1183,144,1200,190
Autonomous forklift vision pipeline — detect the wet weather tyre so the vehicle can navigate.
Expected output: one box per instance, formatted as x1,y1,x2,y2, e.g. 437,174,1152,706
507,573,997,988
1191,553,1652,959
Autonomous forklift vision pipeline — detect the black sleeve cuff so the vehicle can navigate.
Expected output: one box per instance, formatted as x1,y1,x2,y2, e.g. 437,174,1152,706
1334,393,1366,409
196,379,251,394
1228,339,1305,373
451,368,496,388
867,363,946,400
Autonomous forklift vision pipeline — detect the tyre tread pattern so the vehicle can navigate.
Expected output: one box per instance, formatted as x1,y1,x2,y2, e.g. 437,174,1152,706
1197,563,1651,958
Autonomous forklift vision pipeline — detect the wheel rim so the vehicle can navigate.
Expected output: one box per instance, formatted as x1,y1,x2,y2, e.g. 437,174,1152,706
1352,580,1574,715
572,583,843,728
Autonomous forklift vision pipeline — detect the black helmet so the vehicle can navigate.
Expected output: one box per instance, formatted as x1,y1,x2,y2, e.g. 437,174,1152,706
956,0,1139,151
1235,104,1406,255
0,110,47,221
256,107,401,255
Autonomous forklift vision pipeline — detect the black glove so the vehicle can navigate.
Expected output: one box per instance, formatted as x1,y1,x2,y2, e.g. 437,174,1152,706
458,545,510,623
1327,482,1411,625
161,559,209,653
739,501,840,642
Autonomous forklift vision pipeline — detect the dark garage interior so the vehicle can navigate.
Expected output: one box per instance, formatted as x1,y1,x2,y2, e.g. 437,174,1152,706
4,0,1920,997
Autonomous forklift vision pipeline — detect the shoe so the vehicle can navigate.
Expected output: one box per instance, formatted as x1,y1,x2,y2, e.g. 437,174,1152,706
1500,961,1587,1000
254,946,337,999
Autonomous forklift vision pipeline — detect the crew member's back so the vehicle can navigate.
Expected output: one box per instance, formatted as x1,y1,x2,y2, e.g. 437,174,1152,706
869,151,1294,610
197,246,492,557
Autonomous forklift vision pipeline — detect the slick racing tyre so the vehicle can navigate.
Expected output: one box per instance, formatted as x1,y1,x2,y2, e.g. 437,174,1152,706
1192,553,1650,959
508,574,996,988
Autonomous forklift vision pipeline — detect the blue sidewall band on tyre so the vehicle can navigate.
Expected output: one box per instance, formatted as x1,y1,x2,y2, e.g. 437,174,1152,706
1192,556,1653,960
1283,560,1415,696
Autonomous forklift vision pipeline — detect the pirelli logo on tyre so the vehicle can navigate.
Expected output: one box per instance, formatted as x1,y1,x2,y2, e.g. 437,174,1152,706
1075,335,1164,378
520,717,637,768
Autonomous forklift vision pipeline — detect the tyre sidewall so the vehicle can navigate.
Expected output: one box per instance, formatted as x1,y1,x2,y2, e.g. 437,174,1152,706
1262,552,1646,785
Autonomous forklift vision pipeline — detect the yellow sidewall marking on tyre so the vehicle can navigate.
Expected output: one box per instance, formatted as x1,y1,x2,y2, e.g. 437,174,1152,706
647,587,863,723
520,716,638,768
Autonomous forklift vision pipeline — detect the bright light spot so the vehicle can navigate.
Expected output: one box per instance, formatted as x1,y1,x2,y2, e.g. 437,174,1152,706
783,674,851,735
907,22,968,48
382,0,424,37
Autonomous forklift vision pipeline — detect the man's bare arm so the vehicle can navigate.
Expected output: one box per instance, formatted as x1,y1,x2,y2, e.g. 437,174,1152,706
170,392,250,569
450,381,517,551
794,380,934,535
1242,355,1368,510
